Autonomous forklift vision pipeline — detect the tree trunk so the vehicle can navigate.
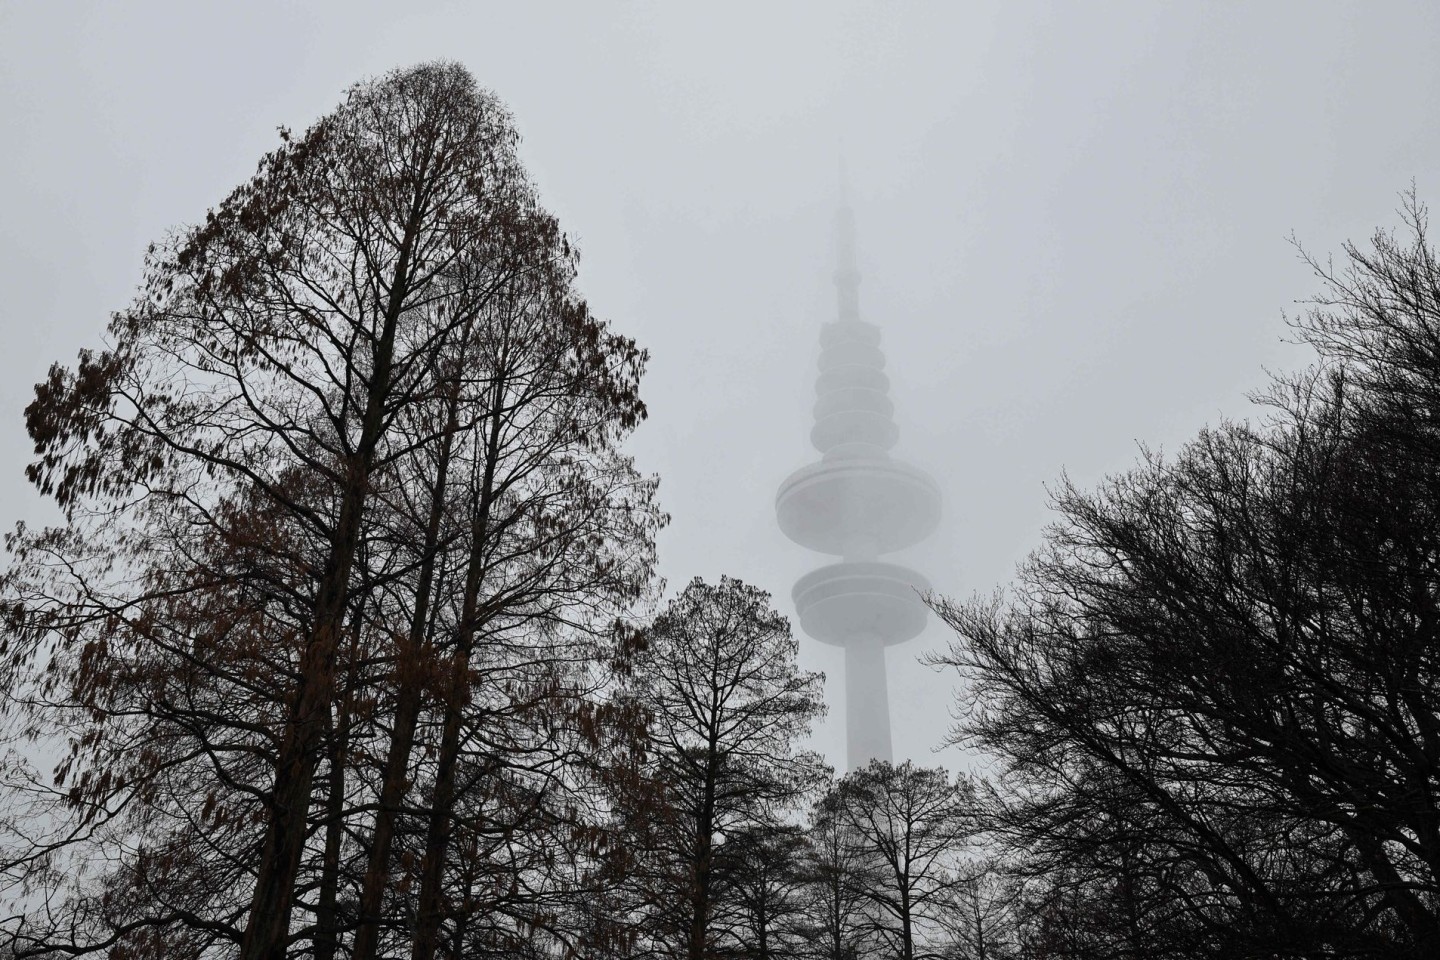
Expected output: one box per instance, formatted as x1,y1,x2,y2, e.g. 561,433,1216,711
687,750,719,960
314,623,360,960
239,216,418,960
687,822,713,960
412,389,505,960
899,882,913,960
410,644,472,960
351,391,460,960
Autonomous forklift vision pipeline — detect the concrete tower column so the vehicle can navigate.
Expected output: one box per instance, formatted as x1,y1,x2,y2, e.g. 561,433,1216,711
845,637,890,770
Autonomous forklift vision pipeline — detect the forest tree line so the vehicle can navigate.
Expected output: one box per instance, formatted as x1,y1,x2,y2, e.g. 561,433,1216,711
1,63,1438,960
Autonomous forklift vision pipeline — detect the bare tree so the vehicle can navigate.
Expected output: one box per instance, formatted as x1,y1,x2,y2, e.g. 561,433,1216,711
930,197,1440,958
717,823,811,959
939,861,1016,960
795,799,876,960
822,762,978,960
609,577,827,960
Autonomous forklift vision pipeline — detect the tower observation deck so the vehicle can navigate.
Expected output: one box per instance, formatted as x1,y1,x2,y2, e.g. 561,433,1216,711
776,200,941,771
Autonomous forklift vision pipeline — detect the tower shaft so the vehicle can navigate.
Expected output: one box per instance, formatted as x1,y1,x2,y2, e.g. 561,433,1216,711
845,638,891,768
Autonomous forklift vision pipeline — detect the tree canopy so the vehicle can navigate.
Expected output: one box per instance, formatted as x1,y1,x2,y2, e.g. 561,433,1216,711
931,195,1440,959
1,62,661,960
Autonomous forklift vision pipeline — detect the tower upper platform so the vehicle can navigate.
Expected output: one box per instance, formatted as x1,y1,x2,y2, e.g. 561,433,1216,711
775,314,940,558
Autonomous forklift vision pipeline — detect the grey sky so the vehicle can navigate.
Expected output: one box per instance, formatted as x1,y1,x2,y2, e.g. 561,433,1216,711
3,1,1438,770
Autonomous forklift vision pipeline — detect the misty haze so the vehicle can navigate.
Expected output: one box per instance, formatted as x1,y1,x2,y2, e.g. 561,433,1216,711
2,3,1440,958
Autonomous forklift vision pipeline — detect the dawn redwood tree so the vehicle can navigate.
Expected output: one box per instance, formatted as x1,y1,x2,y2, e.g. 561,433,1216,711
347,152,659,960
822,762,978,960
930,196,1440,958
407,299,658,960
611,577,827,960
0,62,659,960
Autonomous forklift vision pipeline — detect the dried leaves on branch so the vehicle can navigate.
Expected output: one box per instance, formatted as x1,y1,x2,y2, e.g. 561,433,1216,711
1,62,661,960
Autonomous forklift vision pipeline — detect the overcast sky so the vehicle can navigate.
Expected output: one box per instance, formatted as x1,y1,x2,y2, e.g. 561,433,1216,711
3,1,1439,771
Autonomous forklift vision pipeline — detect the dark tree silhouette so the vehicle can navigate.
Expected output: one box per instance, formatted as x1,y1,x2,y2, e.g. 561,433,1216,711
795,797,878,960
940,859,1016,960
931,196,1440,958
820,762,978,960
716,823,811,959
608,577,827,960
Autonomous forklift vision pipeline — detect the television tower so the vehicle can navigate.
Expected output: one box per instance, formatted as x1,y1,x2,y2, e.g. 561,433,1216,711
776,194,941,770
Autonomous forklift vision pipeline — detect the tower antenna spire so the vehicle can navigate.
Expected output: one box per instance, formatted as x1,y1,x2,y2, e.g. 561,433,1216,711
835,155,860,323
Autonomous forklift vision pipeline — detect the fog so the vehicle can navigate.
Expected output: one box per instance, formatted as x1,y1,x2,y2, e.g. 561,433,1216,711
3,1,1438,771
